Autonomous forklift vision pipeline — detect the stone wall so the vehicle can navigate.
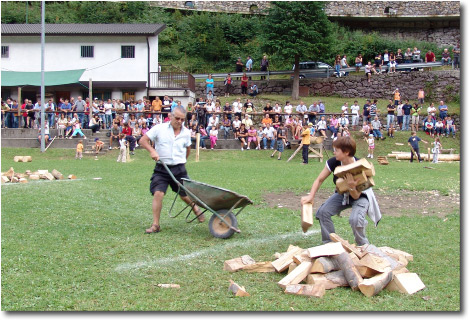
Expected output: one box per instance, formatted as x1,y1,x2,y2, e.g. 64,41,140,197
195,70,460,103
372,27,459,49
150,1,270,14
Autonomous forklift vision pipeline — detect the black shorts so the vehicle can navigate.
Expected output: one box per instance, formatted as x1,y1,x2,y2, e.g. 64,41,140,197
150,163,188,197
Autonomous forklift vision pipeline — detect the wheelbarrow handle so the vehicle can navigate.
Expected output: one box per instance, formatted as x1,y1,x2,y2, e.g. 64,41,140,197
157,160,184,189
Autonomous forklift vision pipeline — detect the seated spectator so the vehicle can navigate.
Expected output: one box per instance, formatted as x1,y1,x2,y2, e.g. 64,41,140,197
272,114,281,130
262,123,276,150
220,114,231,139
57,113,68,138
395,48,404,64
365,61,376,83
206,90,214,101
209,124,219,149
263,102,273,114
206,113,219,133
316,115,327,138
273,103,283,122
412,47,421,62
404,48,413,63
445,116,456,138
109,123,120,149
223,102,232,121
441,48,452,65
338,113,349,134
362,121,370,138
256,125,264,149
199,126,210,149
374,53,383,74
37,122,50,145
232,115,241,139
355,53,363,72
70,121,87,139
261,113,272,127
133,125,142,144
371,116,385,140
248,84,258,97
308,122,315,136
247,125,259,150
242,113,253,129
238,123,248,151
423,116,435,137
327,114,339,138
389,51,397,73
189,114,198,129
434,119,445,137
89,115,101,133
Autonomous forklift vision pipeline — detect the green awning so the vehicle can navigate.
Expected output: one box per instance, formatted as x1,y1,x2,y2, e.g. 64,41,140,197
1,69,85,86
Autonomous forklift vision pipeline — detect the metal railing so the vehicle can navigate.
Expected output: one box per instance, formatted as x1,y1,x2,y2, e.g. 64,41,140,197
149,71,195,92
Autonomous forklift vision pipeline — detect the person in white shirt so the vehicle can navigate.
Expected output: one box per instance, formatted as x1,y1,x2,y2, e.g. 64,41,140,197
139,106,205,234
284,101,293,119
317,115,327,138
350,101,360,130
232,116,241,139
232,98,242,120
206,113,219,132
296,101,307,118
262,123,276,150
341,102,349,121
104,99,113,129
242,114,253,129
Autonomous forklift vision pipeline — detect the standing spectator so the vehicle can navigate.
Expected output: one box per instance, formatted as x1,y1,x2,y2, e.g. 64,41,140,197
418,88,425,104
438,100,448,120
427,102,437,121
296,101,307,119
260,55,269,80
387,120,396,138
396,100,404,131
104,99,113,129
411,103,421,132
386,100,396,130
45,99,56,128
236,57,243,73
432,137,443,163
334,55,341,77
224,73,233,97
74,96,86,125
240,73,249,96
308,101,320,125
408,131,428,163
75,139,84,160
205,74,214,95
369,99,378,119
354,53,363,72
271,123,287,160
425,50,436,70
402,99,413,131
374,53,383,74
246,56,253,80
116,133,128,163
341,102,349,118
393,88,400,105
350,100,360,130
367,134,375,159
382,50,390,72
363,99,371,123
389,51,397,73
209,124,218,150
441,48,452,66
452,41,460,69
284,101,293,119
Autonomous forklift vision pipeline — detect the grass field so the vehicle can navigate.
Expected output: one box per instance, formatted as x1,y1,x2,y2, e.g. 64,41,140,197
1,130,460,311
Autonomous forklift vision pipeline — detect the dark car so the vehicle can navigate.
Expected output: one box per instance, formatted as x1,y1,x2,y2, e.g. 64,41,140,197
291,61,347,79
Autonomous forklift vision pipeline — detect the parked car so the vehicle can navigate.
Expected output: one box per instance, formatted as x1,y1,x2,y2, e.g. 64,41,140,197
291,61,347,79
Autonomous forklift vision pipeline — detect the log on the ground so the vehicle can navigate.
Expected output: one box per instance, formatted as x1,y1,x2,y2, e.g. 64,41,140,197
4,167,15,179
157,284,180,288
29,174,40,180
293,250,312,264
307,242,345,259
388,153,460,161
336,171,369,194
378,246,413,262
40,172,55,180
385,273,425,295
51,169,64,180
19,178,28,183
278,261,313,289
358,269,393,297
329,233,366,258
22,156,32,162
37,169,49,175
361,244,400,270
306,270,349,290
13,156,23,162
242,261,276,273
311,256,340,273
301,203,313,232
1,176,10,183
284,284,325,298
228,280,250,297
287,262,297,274
332,252,363,290
271,245,303,273
349,252,380,278
359,253,392,273
224,255,256,272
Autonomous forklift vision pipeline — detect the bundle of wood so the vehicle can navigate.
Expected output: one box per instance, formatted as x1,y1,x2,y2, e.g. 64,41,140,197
333,158,375,194
224,233,425,298
1,167,74,183
377,156,389,165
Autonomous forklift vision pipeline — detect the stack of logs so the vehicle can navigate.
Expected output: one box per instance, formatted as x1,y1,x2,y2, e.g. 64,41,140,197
1,167,76,183
224,233,425,298
387,151,460,162
334,158,375,194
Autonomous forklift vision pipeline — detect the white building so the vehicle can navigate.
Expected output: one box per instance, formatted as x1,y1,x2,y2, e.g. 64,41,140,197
1,24,195,104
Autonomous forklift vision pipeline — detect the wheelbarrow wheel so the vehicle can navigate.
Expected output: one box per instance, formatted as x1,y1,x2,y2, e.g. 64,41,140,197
208,210,238,239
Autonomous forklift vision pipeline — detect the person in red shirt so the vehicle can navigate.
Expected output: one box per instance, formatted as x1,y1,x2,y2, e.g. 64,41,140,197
425,50,436,70
122,121,136,155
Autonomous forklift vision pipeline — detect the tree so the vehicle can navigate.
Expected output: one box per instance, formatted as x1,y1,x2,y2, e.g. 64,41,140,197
261,1,333,100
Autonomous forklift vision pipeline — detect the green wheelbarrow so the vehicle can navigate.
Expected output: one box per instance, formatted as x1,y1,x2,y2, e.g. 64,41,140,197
159,161,253,239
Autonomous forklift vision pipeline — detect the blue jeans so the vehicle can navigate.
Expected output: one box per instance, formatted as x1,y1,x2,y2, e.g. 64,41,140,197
373,129,382,138
386,114,394,129
263,137,275,149
220,126,230,139
77,112,85,125
48,113,55,128
11,115,19,128
403,114,411,130
105,114,112,129
446,126,456,136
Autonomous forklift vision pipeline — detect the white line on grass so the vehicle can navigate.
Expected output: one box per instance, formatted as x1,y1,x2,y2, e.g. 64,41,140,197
115,229,319,272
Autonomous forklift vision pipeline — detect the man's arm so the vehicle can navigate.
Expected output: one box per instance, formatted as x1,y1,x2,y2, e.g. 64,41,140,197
186,146,191,159
139,134,159,161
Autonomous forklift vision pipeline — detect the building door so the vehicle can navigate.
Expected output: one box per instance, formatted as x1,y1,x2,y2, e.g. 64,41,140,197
55,91,70,102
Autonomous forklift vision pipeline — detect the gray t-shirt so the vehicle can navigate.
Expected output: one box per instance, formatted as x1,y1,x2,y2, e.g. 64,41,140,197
75,100,86,112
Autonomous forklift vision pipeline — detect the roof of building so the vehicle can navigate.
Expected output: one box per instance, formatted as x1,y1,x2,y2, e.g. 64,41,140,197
1,24,166,36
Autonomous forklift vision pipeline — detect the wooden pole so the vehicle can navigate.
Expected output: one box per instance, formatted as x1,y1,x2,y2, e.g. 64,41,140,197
89,78,93,119
17,87,22,127
195,133,200,162
427,147,431,162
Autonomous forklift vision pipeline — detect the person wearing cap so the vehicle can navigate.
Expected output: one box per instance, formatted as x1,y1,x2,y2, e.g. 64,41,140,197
242,113,253,129
300,122,311,164
93,137,104,159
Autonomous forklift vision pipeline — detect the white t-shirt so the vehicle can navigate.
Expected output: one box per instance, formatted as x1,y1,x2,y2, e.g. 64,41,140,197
104,103,113,115
317,120,327,130
233,102,242,113
145,122,191,165
427,106,437,116
341,105,348,114
368,138,374,147
351,104,360,115
273,105,282,113
263,127,275,138
232,120,241,129
397,104,404,117
284,104,292,114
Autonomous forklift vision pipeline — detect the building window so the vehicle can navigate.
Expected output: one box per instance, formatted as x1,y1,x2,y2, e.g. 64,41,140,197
81,45,94,58
184,1,195,9
1,46,9,58
121,46,135,59
122,91,135,102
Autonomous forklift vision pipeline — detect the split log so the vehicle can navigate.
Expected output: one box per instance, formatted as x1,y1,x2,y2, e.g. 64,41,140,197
29,174,40,180
306,270,348,290
378,246,413,262
228,280,250,297
301,203,313,232
19,178,28,183
4,167,15,179
335,171,368,194
334,158,375,178
349,252,380,278
358,269,393,297
40,172,55,180
307,242,345,259
287,262,298,274
223,255,256,272
284,284,325,298
332,252,363,290
25,170,32,176
329,233,366,258
292,250,312,264
359,253,391,273
157,284,180,288
361,244,400,270
51,169,64,180
68,174,77,180
37,170,49,175
385,273,425,295
13,156,23,162
271,246,303,273
242,261,276,273
1,176,10,183
387,153,460,161
311,256,340,273
11,177,19,183
278,261,313,289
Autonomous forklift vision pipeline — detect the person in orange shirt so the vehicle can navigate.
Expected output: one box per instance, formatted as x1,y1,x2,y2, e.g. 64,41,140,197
261,113,273,126
76,140,84,160
418,88,425,104
300,123,311,164
151,97,162,113
393,88,400,106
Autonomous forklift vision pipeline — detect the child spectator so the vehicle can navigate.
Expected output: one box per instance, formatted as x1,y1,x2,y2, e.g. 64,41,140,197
300,123,311,164
209,124,218,150
271,122,287,160
362,121,370,138
434,119,445,137
408,131,428,162
418,88,425,104
232,115,241,139
424,116,435,137
93,138,104,160
317,116,327,138
396,100,404,131
432,137,443,163
308,122,315,136
411,103,421,132
238,123,248,151
76,140,84,160
70,121,87,139
117,133,128,162
367,134,374,159
247,125,258,150
445,116,456,138
256,125,264,149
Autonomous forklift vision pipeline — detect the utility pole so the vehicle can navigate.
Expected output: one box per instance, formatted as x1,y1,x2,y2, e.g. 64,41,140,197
40,0,45,152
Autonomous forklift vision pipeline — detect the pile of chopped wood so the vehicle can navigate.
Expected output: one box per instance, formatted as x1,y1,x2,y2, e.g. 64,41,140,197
224,233,424,298
1,167,75,184
377,156,389,165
